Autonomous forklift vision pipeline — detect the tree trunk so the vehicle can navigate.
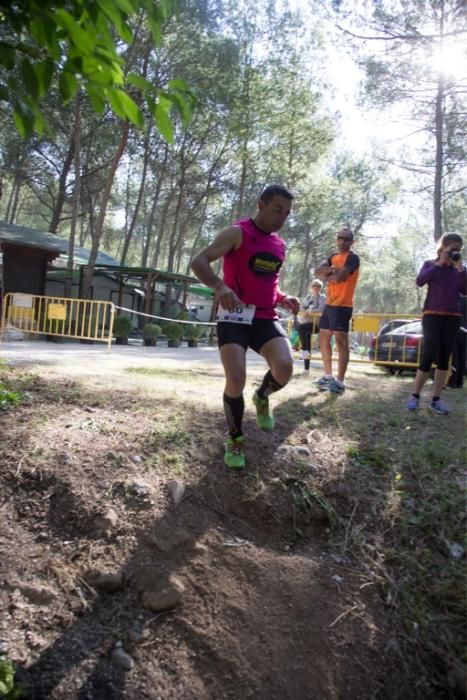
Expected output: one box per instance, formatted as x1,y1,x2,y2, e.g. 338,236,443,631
82,121,130,299
433,0,446,242
64,94,81,298
186,197,210,275
433,77,445,242
49,136,75,233
150,185,175,269
120,127,152,265
7,175,22,223
142,145,168,267
166,181,184,271
298,232,312,297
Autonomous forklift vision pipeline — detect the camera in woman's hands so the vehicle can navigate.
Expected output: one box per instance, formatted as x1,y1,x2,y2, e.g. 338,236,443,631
448,251,461,262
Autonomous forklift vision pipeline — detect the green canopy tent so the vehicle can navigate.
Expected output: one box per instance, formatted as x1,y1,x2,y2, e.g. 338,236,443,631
77,263,198,319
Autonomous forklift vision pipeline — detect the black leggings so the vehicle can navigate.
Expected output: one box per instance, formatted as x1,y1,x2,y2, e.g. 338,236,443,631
298,322,319,352
419,314,461,372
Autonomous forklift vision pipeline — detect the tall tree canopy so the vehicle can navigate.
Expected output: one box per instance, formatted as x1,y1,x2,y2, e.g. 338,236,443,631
0,0,423,311
332,0,467,240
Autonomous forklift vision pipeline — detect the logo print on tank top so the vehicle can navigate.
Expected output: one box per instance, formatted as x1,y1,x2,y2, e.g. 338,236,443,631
248,251,282,278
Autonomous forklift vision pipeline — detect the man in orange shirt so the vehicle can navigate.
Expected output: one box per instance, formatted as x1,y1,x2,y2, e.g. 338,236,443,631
314,227,360,393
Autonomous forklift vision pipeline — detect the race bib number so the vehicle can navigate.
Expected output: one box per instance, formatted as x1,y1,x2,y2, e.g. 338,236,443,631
215,303,256,325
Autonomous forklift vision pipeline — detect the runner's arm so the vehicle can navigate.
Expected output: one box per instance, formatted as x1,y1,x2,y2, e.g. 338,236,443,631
191,226,243,310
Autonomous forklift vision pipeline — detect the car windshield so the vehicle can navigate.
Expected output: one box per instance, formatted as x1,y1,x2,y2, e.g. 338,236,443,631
389,321,422,335
378,320,408,335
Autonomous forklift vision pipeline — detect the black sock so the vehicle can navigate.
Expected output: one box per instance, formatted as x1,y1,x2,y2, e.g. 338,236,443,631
413,394,420,399
432,396,440,402
257,370,284,399
223,394,244,438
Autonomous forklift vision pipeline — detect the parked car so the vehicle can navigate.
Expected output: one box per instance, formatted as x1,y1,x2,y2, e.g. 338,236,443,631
369,319,423,373
374,318,411,337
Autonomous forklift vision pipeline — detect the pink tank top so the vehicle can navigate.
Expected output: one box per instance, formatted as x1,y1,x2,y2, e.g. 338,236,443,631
223,218,286,319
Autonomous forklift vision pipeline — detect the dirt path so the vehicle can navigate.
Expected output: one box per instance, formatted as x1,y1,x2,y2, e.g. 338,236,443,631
0,341,446,699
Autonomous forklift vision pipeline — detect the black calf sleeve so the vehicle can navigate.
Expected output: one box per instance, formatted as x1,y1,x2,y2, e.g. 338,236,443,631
223,394,244,438
257,370,284,399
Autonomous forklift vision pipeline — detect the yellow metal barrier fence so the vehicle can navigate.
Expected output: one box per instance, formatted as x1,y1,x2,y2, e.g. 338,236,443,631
290,312,423,369
1,293,115,350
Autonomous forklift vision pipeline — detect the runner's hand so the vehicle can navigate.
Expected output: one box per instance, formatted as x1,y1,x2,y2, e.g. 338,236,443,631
281,295,300,315
214,282,242,312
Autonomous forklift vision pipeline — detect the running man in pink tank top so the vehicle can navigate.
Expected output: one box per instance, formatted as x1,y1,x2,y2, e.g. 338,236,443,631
191,185,299,469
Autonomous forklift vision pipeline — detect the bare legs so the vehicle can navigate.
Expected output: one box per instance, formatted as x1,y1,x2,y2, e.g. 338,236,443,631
219,336,293,430
319,329,349,383
319,329,333,376
220,343,247,398
412,368,449,399
259,336,294,386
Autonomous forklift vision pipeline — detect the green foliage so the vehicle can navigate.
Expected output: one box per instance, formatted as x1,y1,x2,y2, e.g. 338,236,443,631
0,0,195,139
0,654,23,699
0,384,23,411
0,362,24,411
354,224,431,313
142,322,161,339
162,321,184,341
184,323,202,340
113,314,132,338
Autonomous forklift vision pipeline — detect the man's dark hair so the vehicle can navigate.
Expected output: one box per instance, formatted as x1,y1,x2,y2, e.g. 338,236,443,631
259,185,294,203
338,226,354,240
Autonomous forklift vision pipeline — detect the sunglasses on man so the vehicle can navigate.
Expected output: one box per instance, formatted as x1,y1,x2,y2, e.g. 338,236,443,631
337,235,352,241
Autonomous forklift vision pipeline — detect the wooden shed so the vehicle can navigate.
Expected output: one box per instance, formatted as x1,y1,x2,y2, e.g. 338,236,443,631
0,222,66,296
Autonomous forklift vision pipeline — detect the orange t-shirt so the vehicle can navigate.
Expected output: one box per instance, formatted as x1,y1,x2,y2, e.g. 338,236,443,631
326,251,360,307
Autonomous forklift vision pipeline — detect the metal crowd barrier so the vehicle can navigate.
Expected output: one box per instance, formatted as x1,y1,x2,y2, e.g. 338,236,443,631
0,293,115,350
0,295,423,368
290,312,422,368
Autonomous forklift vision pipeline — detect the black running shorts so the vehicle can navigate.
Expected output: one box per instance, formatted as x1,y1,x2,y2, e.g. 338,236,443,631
217,318,288,353
319,305,353,333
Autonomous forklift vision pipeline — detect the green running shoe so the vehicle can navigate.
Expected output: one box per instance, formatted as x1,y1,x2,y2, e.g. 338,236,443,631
252,390,275,431
224,435,246,469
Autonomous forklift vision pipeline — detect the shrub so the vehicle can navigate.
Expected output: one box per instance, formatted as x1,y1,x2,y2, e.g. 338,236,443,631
0,362,23,411
0,653,23,698
143,323,161,340
184,323,202,340
114,315,132,338
162,321,184,342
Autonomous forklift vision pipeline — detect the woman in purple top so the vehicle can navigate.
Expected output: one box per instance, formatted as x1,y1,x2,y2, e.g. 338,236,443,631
407,231,466,415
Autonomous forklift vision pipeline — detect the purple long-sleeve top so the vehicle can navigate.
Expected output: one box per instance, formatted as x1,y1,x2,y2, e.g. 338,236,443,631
416,260,467,314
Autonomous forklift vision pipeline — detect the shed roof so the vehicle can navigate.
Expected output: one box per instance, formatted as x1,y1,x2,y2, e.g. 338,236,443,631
0,221,67,254
0,222,121,266
65,245,120,267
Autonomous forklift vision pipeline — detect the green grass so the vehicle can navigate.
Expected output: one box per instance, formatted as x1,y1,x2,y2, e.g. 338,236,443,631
142,413,192,477
312,374,466,687
0,363,24,410
0,654,23,699
126,366,199,381
278,368,467,696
